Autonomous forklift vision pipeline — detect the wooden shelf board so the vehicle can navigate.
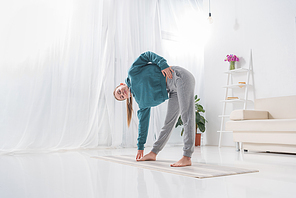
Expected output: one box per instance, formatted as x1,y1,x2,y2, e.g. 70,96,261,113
223,84,248,88
224,68,249,74
221,99,245,102
218,115,230,118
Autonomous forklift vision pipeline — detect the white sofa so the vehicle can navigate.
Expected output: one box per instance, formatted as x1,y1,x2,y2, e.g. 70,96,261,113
225,95,296,153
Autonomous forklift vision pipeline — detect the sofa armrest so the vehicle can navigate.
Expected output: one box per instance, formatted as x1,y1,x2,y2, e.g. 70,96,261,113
230,110,269,121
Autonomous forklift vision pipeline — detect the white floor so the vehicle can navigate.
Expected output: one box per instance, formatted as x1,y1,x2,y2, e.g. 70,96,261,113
0,145,295,198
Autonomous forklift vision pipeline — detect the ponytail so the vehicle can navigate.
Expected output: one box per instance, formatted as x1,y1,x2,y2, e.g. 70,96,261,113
113,85,133,127
126,95,133,127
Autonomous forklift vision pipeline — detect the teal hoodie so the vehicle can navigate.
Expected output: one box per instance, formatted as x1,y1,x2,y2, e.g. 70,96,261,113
125,51,169,150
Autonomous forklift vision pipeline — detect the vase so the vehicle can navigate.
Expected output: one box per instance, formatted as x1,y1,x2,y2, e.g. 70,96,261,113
195,133,201,146
230,61,235,70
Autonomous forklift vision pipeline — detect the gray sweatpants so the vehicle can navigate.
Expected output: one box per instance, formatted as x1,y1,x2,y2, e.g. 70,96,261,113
151,66,195,157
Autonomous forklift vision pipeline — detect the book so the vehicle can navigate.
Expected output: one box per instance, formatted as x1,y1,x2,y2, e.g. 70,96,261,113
238,82,246,88
226,97,239,100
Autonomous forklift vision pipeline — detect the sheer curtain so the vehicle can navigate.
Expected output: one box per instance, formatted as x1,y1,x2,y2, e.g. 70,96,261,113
0,0,205,153
156,0,207,145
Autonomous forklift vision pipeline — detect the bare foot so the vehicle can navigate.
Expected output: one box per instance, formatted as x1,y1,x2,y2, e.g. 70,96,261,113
170,156,192,167
137,151,157,161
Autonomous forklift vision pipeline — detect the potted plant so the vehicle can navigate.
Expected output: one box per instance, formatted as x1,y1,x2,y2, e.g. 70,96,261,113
175,95,206,146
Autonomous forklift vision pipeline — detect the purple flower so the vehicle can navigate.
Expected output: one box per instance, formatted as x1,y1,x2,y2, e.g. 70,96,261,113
225,54,240,62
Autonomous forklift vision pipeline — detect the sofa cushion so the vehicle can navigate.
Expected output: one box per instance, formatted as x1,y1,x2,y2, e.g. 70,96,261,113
230,110,269,121
233,133,296,146
255,95,296,119
226,119,296,132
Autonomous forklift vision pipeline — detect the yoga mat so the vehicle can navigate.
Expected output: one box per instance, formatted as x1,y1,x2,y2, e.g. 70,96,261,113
91,155,258,179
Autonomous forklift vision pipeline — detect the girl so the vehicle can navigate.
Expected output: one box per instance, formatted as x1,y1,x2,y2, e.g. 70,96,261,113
114,51,195,167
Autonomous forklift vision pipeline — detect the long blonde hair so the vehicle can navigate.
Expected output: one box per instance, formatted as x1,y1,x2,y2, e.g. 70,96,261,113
113,85,133,127
126,95,133,127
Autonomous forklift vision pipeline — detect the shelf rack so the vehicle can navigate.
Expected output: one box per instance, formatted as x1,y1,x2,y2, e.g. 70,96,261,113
218,57,253,148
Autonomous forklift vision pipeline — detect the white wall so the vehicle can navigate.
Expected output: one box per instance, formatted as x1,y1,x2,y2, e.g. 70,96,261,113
204,0,296,146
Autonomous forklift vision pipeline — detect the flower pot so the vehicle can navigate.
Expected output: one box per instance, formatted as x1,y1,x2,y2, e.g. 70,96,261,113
195,133,201,146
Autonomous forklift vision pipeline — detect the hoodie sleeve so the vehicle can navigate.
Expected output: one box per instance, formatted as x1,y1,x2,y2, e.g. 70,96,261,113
137,107,151,150
131,51,169,71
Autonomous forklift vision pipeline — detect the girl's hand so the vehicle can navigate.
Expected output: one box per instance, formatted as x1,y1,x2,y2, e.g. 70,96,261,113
136,150,144,160
161,66,174,79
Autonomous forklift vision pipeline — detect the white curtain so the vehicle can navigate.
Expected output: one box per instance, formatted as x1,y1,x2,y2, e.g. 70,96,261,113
0,0,206,153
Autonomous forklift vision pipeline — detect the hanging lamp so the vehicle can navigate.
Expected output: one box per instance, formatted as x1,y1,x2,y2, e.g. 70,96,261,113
208,0,213,24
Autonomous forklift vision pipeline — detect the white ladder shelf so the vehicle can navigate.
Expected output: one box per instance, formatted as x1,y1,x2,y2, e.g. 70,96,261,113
218,52,253,148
